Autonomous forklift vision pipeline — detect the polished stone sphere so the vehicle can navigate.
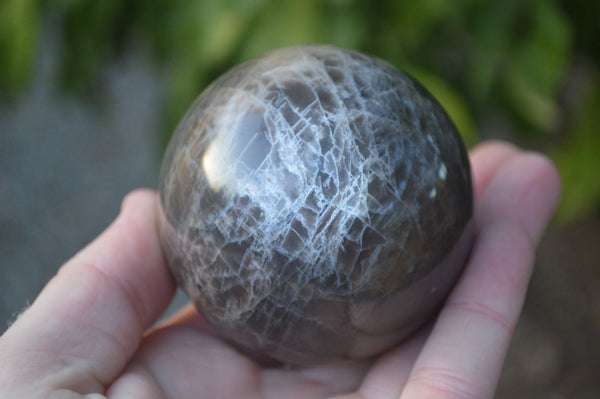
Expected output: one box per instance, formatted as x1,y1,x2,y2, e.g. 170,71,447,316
158,45,473,364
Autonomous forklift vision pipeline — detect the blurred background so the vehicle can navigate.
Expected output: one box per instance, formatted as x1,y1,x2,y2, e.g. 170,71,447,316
1,0,598,397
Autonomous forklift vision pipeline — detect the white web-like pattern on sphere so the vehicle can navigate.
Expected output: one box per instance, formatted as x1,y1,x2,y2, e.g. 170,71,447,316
158,46,472,359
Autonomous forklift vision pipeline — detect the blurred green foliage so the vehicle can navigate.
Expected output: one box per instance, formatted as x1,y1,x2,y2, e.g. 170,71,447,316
0,0,39,95
1,0,598,222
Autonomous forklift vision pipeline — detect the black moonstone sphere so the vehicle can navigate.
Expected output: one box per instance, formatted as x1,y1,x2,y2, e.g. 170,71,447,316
158,45,474,364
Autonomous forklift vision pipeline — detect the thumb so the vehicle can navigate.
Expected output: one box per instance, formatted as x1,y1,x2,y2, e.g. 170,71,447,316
0,189,176,396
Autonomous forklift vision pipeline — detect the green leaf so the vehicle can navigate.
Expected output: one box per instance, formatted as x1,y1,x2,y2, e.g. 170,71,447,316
504,67,560,131
553,82,600,222
511,0,572,97
0,0,39,96
505,0,572,130
390,0,454,51
239,0,323,60
321,1,364,50
467,0,520,101
58,0,129,93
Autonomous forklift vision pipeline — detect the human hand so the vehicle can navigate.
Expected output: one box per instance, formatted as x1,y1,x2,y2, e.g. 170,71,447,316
0,141,561,399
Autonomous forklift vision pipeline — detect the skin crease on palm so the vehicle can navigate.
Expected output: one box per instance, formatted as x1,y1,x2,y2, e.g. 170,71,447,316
0,141,561,399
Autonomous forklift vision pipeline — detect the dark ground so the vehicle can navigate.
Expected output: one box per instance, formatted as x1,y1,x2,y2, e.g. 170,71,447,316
1,31,598,398
498,216,600,399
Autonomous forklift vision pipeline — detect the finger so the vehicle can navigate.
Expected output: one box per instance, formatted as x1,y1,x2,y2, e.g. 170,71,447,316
469,140,521,201
1,190,176,392
475,151,562,244
400,152,561,399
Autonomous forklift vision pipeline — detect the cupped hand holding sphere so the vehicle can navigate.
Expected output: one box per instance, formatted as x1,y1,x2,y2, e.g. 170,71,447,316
0,44,562,399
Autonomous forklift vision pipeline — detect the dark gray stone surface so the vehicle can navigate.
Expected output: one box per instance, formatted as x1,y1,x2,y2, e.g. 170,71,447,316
159,46,473,364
